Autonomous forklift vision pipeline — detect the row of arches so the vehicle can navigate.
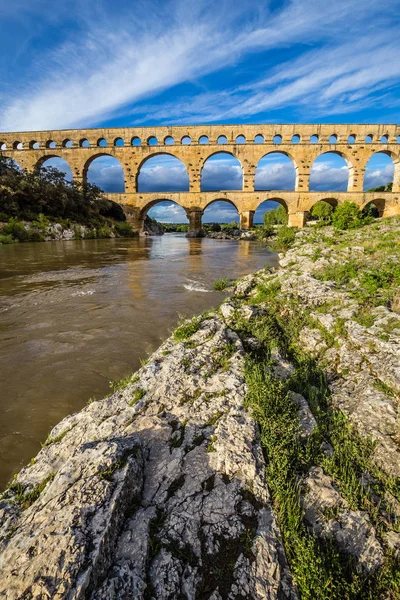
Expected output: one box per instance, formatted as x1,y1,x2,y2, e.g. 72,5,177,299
140,196,387,225
25,150,395,194
2,133,400,151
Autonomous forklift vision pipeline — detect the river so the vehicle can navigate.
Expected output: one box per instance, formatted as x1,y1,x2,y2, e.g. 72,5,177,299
0,234,277,490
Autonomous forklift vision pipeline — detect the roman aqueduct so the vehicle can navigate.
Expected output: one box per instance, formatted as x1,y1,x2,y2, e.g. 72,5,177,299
1,123,400,233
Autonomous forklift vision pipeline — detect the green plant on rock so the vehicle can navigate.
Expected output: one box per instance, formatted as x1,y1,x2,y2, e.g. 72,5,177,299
213,277,232,291
174,316,202,342
272,225,297,250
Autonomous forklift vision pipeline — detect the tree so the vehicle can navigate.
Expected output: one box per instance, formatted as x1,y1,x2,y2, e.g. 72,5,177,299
310,201,334,223
263,205,287,226
331,202,365,230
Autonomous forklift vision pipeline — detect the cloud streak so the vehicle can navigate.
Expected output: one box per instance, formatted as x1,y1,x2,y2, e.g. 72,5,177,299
2,0,400,131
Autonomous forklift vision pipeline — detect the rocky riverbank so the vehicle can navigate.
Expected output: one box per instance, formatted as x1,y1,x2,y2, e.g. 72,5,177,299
0,217,399,599
205,229,256,241
0,215,162,244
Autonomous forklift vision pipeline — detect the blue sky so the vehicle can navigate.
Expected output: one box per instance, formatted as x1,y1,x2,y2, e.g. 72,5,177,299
1,0,398,222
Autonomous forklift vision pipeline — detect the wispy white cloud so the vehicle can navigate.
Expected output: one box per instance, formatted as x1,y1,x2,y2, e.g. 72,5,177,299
2,0,399,131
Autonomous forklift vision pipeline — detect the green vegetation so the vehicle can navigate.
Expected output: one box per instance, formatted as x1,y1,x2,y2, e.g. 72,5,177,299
310,201,334,224
42,428,71,447
0,155,136,241
225,244,400,598
263,205,288,227
213,277,235,291
331,201,372,230
8,474,55,510
271,225,297,250
174,316,202,342
129,388,146,406
110,374,140,393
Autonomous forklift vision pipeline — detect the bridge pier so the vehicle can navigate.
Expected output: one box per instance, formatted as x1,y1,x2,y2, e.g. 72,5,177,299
186,209,204,238
288,211,309,228
240,210,255,230
121,205,144,233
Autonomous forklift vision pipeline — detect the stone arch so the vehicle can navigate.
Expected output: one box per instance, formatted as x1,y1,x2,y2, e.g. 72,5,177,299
254,198,289,224
362,198,385,217
181,136,191,145
29,140,39,149
0,142,6,151
114,137,124,147
310,151,352,192
380,135,389,144
254,134,264,144
199,135,209,144
131,137,142,146
13,141,23,150
310,134,319,144
97,137,107,147
273,135,282,144
4,157,22,171
348,134,356,143
365,134,373,143
329,134,337,144
136,153,189,193
202,198,240,224
217,135,228,145
80,138,90,148
62,139,73,148
36,156,73,181
84,154,125,192
235,135,246,144
140,198,188,223
164,136,174,145
200,151,243,192
255,151,297,191
46,140,57,149
147,136,158,146
291,134,300,144
315,197,339,208
363,151,397,191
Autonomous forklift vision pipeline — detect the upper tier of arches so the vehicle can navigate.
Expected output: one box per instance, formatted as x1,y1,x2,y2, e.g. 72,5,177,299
2,124,400,151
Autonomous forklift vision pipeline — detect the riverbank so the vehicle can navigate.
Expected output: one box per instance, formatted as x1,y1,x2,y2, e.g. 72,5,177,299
0,217,399,598
0,215,165,243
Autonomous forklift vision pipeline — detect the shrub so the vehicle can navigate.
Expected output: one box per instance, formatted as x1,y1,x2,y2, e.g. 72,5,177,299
0,233,14,244
272,225,296,250
256,224,274,239
213,277,231,291
97,225,112,238
2,218,29,242
115,221,136,237
331,202,368,230
221,221,239,232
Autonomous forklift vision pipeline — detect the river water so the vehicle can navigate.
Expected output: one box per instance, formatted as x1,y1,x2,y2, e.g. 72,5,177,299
0,234,277,490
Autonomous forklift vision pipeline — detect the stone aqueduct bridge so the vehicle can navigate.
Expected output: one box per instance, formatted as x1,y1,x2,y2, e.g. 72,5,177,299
1,123,400,233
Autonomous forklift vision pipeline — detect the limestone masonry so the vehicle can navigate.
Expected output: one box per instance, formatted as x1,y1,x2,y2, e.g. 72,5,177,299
1,123,400,231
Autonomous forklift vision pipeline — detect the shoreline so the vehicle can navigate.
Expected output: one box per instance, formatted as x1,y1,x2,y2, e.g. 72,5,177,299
1,217,399,598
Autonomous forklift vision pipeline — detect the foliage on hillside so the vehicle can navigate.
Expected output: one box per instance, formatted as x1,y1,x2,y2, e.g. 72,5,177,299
0,155,126,226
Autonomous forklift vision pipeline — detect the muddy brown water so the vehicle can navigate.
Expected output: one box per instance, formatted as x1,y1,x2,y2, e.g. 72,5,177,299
0,234,277,490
